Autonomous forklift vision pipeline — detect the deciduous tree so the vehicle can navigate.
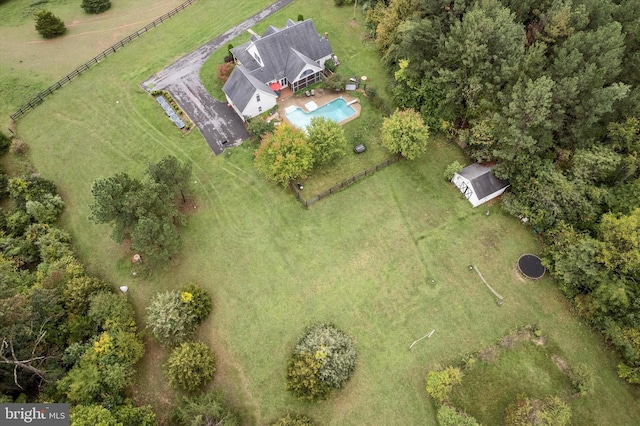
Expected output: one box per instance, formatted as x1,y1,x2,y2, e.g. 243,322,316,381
145,290,196,347
165,342,216,392
254,124,313,186
306,117,346,165
381,108,430,159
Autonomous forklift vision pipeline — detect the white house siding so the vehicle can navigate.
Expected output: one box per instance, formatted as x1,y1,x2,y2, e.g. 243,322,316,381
475,187,508,207
240,90,277,119
451,173,509,208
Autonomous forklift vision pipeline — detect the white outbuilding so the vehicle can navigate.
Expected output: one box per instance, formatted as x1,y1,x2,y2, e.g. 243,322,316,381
451,163,510,207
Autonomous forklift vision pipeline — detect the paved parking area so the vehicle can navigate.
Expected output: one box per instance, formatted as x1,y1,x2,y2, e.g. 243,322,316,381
141,0,294,154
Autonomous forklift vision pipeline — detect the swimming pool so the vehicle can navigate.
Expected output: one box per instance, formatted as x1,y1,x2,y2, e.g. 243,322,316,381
285,97,356,131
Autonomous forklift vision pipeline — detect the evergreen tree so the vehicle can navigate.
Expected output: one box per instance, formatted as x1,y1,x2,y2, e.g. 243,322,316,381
81,0,111,14
34,10,66,39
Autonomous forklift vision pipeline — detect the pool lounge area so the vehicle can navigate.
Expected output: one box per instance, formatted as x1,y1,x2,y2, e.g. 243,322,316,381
277,89,361,131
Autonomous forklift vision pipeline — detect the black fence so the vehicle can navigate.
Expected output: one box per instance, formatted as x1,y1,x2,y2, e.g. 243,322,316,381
9,0,197,122
291,155,402,207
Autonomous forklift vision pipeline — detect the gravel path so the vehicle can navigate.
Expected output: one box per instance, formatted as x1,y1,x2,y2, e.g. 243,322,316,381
142,0,295,154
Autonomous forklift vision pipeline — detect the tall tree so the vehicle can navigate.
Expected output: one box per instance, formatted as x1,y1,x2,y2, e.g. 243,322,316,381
89,173,142,243
254,124,313,186
435,1,525,123
381,108,430,159
146,156,192,204
306,117,346,165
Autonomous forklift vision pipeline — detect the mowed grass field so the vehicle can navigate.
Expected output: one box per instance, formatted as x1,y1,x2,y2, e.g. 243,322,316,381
3,0,640,424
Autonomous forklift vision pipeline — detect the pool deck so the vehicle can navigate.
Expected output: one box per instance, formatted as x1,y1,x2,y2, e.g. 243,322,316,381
271,88,361,128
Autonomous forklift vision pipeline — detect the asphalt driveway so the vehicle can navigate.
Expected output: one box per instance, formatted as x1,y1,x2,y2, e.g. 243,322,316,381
142,0,294,154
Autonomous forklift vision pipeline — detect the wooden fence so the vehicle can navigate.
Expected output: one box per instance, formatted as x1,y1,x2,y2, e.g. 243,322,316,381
9,0,197,122
291,155,402,207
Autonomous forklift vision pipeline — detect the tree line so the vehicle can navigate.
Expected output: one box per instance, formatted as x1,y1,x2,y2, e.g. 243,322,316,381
366,0,640,384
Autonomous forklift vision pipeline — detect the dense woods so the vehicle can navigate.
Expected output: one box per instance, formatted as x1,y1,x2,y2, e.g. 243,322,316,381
367,0,640,383
0,161,155,421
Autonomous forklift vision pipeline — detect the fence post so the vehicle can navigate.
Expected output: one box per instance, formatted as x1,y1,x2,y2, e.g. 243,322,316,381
10,0,197,121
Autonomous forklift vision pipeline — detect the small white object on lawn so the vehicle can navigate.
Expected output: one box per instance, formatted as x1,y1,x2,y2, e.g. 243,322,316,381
119,286,128,293
409,329,435,350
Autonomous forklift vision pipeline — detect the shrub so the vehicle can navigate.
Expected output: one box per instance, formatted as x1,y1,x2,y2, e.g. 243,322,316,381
0,174,8,198
0,132,10,155
437,405,480,426
425,366,463,404
286,352,331,401
81,0,111,14
505,395,571,426
34,10,66,39
146,290,196,346
569,362,595,395
325,73,348,92
26,193,65,223
444,161,464,181
297,14,304,21
64,276,111,315
9,139,28,156
286,323,356,401
324,59,337,73
364,85,378,99
70,405,119,426
88,291,137,332
180,283,213,325
173,391,240,426
247,118,275,139
271,413,315,426
113,400,157,426
165,342,217,392
217,62,235,84
294,323,357,389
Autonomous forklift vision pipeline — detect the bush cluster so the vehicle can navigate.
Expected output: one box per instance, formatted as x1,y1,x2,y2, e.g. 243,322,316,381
425,366,463,404
504,395,571,426
286,323,357,401
271,413,315,426
165,342,216,392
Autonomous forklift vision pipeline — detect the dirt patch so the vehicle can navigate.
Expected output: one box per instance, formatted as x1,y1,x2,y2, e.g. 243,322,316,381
552,355,571,375
178,199,198,215
478,346,498,363
501,327,533,349
532,336,545,346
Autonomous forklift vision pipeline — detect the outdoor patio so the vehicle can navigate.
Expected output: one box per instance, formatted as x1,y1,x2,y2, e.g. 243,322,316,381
269,88,361,127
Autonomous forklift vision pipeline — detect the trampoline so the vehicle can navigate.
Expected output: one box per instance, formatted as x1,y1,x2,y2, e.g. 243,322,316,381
517,254,546,279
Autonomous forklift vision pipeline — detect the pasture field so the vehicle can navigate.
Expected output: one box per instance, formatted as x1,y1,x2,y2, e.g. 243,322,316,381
3,0,639,424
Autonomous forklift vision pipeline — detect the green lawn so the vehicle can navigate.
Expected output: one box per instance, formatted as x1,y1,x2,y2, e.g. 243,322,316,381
4,0,640,425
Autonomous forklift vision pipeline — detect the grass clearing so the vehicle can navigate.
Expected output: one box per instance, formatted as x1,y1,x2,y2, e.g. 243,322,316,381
450,336,575,425
5,0,640,425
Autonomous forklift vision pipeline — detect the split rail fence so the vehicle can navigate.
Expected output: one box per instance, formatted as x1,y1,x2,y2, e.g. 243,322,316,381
291,155,402,208
10,0,197,122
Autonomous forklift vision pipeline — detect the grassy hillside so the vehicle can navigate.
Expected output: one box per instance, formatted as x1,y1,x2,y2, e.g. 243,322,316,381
4,0,639,424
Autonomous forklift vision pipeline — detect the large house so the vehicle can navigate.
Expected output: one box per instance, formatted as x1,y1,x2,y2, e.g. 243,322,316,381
222,19,334,121
451,163,510,208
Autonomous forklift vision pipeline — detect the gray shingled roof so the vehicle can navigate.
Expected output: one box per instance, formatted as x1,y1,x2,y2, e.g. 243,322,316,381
458,163,510,199
222,67,276,112
230,19,332,85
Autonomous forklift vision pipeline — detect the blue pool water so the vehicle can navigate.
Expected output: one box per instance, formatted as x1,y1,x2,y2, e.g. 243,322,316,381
285,97,356,131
